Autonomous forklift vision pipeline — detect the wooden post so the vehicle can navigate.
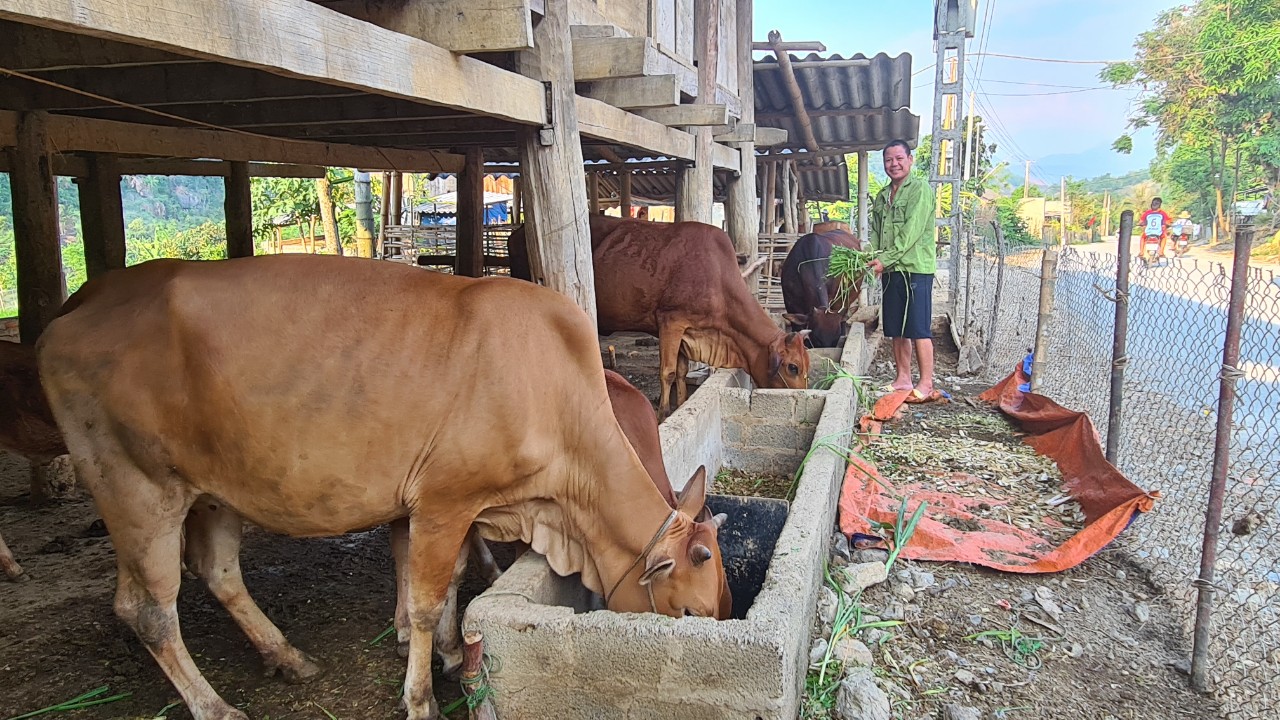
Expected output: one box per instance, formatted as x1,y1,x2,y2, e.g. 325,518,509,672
857,151,869,241
511,176,523,224
456,148,485,277
378,171,392,257
1030,247,1059,394
77,154,126,279
588,171,600,215
10,112,63,344
224,161,254,258
390,172,404,227
516,0,596,323
316,173,343,255
726,0,759,287
675,0,720,224
461,632,498,720
762,160,777,233
620,170,633,219
781,160,795,233
354,171,375,257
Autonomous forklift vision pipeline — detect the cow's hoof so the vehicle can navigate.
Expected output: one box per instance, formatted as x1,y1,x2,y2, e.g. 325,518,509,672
5,570,29,583
265,650,323,683
397,640,410,659
440,652,464,680
403,698,441,720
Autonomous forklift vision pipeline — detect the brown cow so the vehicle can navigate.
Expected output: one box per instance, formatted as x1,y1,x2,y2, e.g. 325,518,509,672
512,215,811,416
780,229,862,348
37,256,727,720
413,369,732,673
0,340,72,581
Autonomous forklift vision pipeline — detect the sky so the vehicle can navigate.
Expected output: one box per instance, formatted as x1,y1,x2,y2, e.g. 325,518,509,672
753,0,1177,185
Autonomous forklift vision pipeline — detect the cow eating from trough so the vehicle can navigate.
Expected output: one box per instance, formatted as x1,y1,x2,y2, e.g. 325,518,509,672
415,369,733,674
780,229,862,348
36,256,729,720
510,215,812,416
0,340,74,581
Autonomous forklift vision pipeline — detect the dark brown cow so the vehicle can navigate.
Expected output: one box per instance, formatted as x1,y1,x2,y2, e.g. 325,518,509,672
37,256,727,720
0,341,71,581
781,229,862,348
512,215,811,416
412,369,734,673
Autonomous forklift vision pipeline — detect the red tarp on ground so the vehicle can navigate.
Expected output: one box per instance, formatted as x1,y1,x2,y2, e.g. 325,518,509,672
838,365,1159,573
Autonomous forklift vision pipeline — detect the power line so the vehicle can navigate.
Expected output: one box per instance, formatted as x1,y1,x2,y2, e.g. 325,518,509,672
972,31,1280,65
979,86,1111,97
981,78,1107,89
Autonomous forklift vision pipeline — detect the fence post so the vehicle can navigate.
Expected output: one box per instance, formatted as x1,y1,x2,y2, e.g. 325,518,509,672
1030,247,1059,394
983,220,1006,369
1106,210,1134,463
1190,226,1253,691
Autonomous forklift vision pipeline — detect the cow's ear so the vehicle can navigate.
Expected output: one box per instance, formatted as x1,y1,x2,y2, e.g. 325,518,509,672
782,312,808,327
676,466,708,517
796,329,812,343
769,345,783,376
639,554,676,585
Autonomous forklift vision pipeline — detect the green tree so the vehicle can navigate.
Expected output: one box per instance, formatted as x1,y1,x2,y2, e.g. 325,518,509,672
1103,0,1280,241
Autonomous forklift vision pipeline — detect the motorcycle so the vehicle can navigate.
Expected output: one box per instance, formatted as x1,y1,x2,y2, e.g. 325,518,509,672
1173,233,1191,257
1140,234,1162,264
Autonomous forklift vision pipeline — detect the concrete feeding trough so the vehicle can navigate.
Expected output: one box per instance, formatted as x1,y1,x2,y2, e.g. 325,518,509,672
463,326,870,719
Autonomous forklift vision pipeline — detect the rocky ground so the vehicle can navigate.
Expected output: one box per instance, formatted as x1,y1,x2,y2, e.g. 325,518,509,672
800,330,1222,720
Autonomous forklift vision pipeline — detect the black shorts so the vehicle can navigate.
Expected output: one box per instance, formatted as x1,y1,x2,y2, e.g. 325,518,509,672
881,272,933,339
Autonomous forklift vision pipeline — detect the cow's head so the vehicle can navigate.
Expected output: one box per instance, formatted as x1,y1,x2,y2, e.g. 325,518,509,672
783,307,846,349
613,467,731,619
764,330,811,389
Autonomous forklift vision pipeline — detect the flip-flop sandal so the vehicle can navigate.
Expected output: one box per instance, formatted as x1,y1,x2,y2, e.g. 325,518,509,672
903,389,947,404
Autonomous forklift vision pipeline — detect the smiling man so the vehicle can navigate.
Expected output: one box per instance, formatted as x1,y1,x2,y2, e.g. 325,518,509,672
868,139,938,400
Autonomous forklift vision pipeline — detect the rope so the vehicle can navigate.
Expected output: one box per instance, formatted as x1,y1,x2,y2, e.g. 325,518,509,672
1112,355,1129,369
1219,364,1246,382
604,509,678,608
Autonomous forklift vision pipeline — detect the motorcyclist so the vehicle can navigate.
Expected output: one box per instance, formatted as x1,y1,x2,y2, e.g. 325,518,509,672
1171,212,1193,256
1139,197,1172,260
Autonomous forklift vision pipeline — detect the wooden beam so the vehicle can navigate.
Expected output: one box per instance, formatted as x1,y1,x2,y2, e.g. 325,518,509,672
750,41,826,52
76,154,126,279
517,0,595,323
389,172,403,227
767,30,824,165
574,96,695,160
633,104,729,127
0,154,325,178
318,0,534,53
754,126,789,146
225,161,253,257
0,0,547,126
620,169,632,217
0,110,464,172
455,148,485,277
710,142,739,175
570,25,622,39
675,0,719,224
571,36,698,97
588,171,601,215
577,75,680,109
0,19,192,71
9,111,63,344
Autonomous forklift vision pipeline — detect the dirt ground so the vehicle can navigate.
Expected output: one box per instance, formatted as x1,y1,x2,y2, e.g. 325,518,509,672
844,323,1222,720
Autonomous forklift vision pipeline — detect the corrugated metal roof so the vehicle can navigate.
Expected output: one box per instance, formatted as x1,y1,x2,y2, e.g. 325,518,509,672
754,52,921,153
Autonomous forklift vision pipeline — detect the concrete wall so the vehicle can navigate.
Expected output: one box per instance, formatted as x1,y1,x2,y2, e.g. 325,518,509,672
463,325,871,719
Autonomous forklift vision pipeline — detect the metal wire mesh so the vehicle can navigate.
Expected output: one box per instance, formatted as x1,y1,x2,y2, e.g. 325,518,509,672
955,237,1280,719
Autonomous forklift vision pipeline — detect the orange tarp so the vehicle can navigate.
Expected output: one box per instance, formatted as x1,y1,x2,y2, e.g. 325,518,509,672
838,366,1158,573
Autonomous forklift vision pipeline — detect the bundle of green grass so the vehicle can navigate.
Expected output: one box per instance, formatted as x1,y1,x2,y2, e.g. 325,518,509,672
825,246,880,309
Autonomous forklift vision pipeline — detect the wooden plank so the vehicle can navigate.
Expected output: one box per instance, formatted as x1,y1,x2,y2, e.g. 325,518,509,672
570,24,621,39
571,36,698,96
518,0,595,323
0,110,465,172
725,0,758,277
574,96,695,160
750,41,826,51
224,161,253,257
577,75,680,109
710,141,739,174
0,154,325,178
76,154,126,279
319,0,533,53
0,19,191,71
675,0,718,224
0,0,547,126
633,104,728,127
455,148,484,277
755,127,789,146
9,111,64,344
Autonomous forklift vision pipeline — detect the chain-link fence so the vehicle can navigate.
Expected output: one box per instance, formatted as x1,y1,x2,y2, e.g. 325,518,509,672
953,227,1279,720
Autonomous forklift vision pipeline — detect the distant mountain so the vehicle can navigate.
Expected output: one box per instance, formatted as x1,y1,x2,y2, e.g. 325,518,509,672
1034,143,1154,181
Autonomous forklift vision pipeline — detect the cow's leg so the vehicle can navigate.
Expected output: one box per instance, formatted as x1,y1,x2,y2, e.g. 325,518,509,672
468,529,502,584
431,533,472,678
90,463,241,720
675,351,690,407
391,518,411,658
183,500,321,682
401,515,467,720
656,319,688,418
0,529,25,582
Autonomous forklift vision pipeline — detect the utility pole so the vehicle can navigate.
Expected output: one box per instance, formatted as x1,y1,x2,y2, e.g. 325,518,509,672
1024,160,1032,199
1060,176,1068,246
930,0,977,315
1103,191,1111,238
963,93,975,184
